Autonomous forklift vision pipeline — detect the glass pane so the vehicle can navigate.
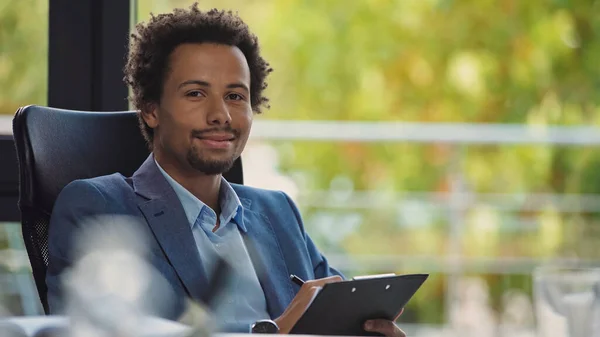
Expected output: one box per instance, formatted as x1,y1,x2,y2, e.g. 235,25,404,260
133,0,600,333
134,1,600,125
0,222,40,316
0,0,48,115
0,0,47,316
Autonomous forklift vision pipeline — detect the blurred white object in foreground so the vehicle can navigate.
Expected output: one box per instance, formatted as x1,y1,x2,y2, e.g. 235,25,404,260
61,215,200,337
533,266,600,337
0,315,190,337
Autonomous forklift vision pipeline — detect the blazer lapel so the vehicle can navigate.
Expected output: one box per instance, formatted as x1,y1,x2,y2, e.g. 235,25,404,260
132,155,208,302
240,200,295,319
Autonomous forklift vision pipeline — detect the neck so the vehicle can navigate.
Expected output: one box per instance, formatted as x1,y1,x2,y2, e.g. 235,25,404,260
154,152,222,214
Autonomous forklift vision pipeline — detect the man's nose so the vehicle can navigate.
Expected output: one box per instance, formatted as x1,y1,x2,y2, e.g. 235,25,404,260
207,98,232,125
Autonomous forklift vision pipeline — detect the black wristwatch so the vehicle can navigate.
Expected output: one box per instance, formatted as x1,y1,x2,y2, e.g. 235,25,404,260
251,319,279,334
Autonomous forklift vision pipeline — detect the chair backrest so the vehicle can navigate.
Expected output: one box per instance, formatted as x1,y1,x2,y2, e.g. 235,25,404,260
12,105,244,313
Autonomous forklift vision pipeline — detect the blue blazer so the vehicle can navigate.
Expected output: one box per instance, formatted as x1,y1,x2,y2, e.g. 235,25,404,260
46,155,342,328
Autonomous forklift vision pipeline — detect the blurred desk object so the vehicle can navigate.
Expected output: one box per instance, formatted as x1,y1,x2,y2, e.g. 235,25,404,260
0,316,536,337
1,316,190,337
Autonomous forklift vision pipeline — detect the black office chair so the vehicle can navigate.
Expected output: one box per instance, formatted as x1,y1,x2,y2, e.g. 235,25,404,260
12,105,244,313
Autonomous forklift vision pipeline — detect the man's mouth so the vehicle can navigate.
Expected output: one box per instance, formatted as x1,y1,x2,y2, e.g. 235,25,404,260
199,133,236,141
196,133,235,149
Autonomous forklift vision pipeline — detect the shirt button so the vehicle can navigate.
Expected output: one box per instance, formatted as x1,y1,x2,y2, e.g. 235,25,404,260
216,243,222,248
228,299,234,304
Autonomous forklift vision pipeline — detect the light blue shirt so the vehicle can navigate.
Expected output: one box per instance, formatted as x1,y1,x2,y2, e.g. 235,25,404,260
155,160,270,328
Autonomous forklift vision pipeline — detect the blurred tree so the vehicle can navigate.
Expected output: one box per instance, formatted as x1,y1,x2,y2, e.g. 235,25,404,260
135,0,600,324
0,0,48,115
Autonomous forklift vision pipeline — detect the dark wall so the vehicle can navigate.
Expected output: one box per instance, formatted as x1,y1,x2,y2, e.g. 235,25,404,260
48,0,130,111
0,135,19,222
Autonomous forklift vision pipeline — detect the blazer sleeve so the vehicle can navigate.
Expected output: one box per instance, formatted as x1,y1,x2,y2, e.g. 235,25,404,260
46,179,109,314
280,192,345,280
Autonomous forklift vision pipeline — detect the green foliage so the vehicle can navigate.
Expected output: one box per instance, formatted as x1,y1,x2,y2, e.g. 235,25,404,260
0,0,48,114
199,0,600,262
168,0,599,323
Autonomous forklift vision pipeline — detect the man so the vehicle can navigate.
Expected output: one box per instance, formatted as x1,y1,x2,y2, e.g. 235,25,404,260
46,4,405,336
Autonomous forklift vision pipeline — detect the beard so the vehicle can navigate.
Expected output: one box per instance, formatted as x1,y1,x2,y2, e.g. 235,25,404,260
186,145,236,175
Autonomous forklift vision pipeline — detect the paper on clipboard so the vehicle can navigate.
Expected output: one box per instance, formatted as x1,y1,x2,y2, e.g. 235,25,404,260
352,273,396,281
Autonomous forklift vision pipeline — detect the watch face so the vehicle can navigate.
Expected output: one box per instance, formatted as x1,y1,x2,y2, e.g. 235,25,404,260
252,320,279,334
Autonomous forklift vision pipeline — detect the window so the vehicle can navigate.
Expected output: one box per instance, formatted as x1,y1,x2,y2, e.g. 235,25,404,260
0,0,48,316
133,0,600,331
0,0,48,114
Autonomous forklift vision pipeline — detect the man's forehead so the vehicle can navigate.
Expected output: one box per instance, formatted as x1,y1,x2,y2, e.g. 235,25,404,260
169,43,250,78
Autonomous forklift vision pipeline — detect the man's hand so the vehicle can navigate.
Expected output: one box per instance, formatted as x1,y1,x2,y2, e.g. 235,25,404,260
363,309,406,337
274,275,343,334
363,320,406,337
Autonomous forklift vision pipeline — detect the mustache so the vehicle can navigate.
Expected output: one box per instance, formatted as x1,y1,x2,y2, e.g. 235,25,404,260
190,126,241,138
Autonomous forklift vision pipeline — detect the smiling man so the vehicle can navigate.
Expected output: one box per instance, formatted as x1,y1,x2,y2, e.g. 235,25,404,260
45,4,405,336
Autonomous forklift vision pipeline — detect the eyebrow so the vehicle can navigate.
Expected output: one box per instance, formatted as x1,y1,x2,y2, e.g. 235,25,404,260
178,80,249,93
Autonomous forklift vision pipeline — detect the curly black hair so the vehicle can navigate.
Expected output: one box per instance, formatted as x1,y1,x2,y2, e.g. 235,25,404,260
124,3,272,147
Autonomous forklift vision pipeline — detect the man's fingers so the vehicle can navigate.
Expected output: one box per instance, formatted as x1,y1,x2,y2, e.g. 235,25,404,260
303,275,343,288
304,285,321,297
364,319,406,337
277,279,334,334
364,319,395,335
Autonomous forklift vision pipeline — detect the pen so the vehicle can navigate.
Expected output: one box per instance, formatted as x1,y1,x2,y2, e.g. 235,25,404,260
290,274,305,287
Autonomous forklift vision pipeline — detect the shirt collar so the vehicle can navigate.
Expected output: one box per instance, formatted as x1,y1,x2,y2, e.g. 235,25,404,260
154,158,246,233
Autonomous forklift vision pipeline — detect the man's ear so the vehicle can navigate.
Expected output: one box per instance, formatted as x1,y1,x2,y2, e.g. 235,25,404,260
141,103,159,129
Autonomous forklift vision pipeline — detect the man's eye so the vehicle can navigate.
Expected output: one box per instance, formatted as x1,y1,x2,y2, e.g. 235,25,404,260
227,93,244,101
186,91,203,97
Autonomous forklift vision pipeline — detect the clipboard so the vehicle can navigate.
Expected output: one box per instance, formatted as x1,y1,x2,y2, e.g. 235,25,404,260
289,274,429,336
